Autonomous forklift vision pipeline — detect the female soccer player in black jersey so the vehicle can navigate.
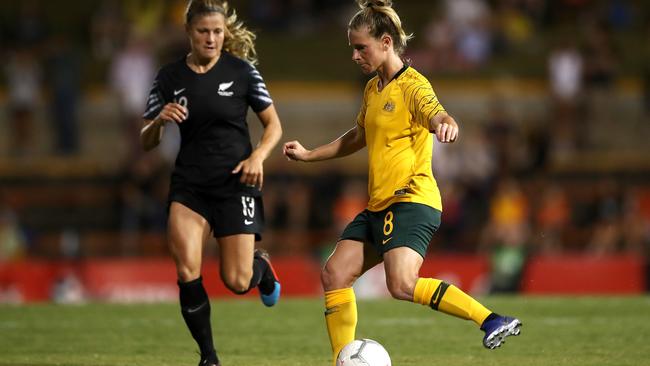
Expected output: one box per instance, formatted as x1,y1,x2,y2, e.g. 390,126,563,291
140,1,282,365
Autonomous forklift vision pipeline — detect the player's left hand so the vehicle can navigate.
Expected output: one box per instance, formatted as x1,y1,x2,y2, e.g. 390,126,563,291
435,118,459,143
232,153,264,189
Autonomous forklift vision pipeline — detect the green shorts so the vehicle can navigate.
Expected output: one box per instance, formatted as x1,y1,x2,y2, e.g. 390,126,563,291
339,202,442,258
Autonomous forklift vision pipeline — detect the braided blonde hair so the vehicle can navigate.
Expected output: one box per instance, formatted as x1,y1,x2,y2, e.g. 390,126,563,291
186,0,258,64
349,0,413,55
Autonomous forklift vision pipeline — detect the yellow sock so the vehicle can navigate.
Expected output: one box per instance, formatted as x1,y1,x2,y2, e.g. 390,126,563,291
413,278,492,326
324,288,357,366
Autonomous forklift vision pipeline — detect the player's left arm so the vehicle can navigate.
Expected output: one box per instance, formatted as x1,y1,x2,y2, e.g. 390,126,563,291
232,104,283,189
429,112,458,143
402,78,459,144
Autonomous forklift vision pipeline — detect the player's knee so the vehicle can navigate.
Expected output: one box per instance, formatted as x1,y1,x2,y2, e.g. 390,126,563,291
321,263,356,291
222,271,252,294
223,278,250,294
169,245,201,282
176,265,201,283
386,278,415,301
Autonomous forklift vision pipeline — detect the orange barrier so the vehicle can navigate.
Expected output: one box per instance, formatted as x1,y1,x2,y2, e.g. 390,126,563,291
0,257,323,302
80,257,323,302
521,255,646,294
0,260,64,301
0,255,646,302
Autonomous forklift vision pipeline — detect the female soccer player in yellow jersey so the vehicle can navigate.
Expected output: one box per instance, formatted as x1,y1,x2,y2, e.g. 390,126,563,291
283,0,521,363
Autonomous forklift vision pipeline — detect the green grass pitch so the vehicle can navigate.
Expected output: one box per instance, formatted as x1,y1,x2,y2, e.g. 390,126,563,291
1,296,649,366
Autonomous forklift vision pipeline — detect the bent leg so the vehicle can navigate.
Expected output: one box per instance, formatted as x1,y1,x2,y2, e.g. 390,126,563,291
217,234,256,294
383,247,491,326
382,247,423,301
217,234,280,306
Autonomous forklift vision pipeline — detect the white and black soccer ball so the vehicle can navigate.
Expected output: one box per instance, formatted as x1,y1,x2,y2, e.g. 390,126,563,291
336,339,391,366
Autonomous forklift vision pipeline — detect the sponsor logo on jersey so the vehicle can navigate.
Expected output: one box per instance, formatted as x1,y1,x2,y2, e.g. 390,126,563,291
394,185,414,196
173,88,186,96
218,81,234,96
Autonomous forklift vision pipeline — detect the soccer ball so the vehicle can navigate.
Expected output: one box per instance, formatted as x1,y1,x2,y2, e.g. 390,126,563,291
336,339,391,366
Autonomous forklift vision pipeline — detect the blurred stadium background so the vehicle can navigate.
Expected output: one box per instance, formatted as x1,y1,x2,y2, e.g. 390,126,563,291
0,0,649,304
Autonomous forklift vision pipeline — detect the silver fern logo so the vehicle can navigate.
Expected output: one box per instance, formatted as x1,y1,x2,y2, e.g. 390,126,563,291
218,81,234,96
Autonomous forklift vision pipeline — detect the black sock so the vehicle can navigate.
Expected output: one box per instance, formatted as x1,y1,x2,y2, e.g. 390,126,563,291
249,256,275,295
246,257,266,293
178,277,217,359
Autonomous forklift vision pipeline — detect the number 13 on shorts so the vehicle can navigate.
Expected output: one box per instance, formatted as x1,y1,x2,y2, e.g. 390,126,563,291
242,196,255,219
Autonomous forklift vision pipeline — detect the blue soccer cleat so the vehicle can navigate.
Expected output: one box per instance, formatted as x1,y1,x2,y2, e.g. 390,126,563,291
254,249,281,307
481,314,522,349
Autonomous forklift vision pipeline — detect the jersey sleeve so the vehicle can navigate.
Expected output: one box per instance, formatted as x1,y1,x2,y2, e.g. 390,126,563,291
142,69,167,120
401,77,446,129
246,65,273,112
356,80,373,128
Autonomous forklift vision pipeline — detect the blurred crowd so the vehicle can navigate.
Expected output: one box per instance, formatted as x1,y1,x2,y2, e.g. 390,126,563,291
1,0,649,290
1,0,648,156
410,0,637,71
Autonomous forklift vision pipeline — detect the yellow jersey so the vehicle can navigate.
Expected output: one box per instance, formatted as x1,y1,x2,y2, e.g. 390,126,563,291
356,66,445,212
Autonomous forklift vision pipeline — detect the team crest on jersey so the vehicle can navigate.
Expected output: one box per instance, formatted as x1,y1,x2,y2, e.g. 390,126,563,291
218,81,234,96
383,100,395,112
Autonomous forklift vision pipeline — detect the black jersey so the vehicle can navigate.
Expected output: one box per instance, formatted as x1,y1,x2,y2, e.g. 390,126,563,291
143,52,273,198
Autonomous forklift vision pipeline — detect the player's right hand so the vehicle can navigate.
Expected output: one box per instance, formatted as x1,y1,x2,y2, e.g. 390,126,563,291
157,103,187,124
283,140,309,162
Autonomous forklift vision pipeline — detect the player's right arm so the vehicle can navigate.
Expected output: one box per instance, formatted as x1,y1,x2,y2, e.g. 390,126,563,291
283,124,366,162
140,103,187,151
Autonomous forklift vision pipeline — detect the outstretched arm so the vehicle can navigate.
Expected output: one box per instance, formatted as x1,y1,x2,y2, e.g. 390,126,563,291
283,124,366,162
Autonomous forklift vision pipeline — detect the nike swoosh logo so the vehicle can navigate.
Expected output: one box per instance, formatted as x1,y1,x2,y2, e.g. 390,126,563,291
382,237,393,245
244,219,253,225
429,282,449,310
174,88,186,96
432,288,442,305
185,301,207,314
324,306,340,316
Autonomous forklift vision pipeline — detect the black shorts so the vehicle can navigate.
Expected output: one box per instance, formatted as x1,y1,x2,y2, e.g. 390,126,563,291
169,187,264,241
339,202,441,258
